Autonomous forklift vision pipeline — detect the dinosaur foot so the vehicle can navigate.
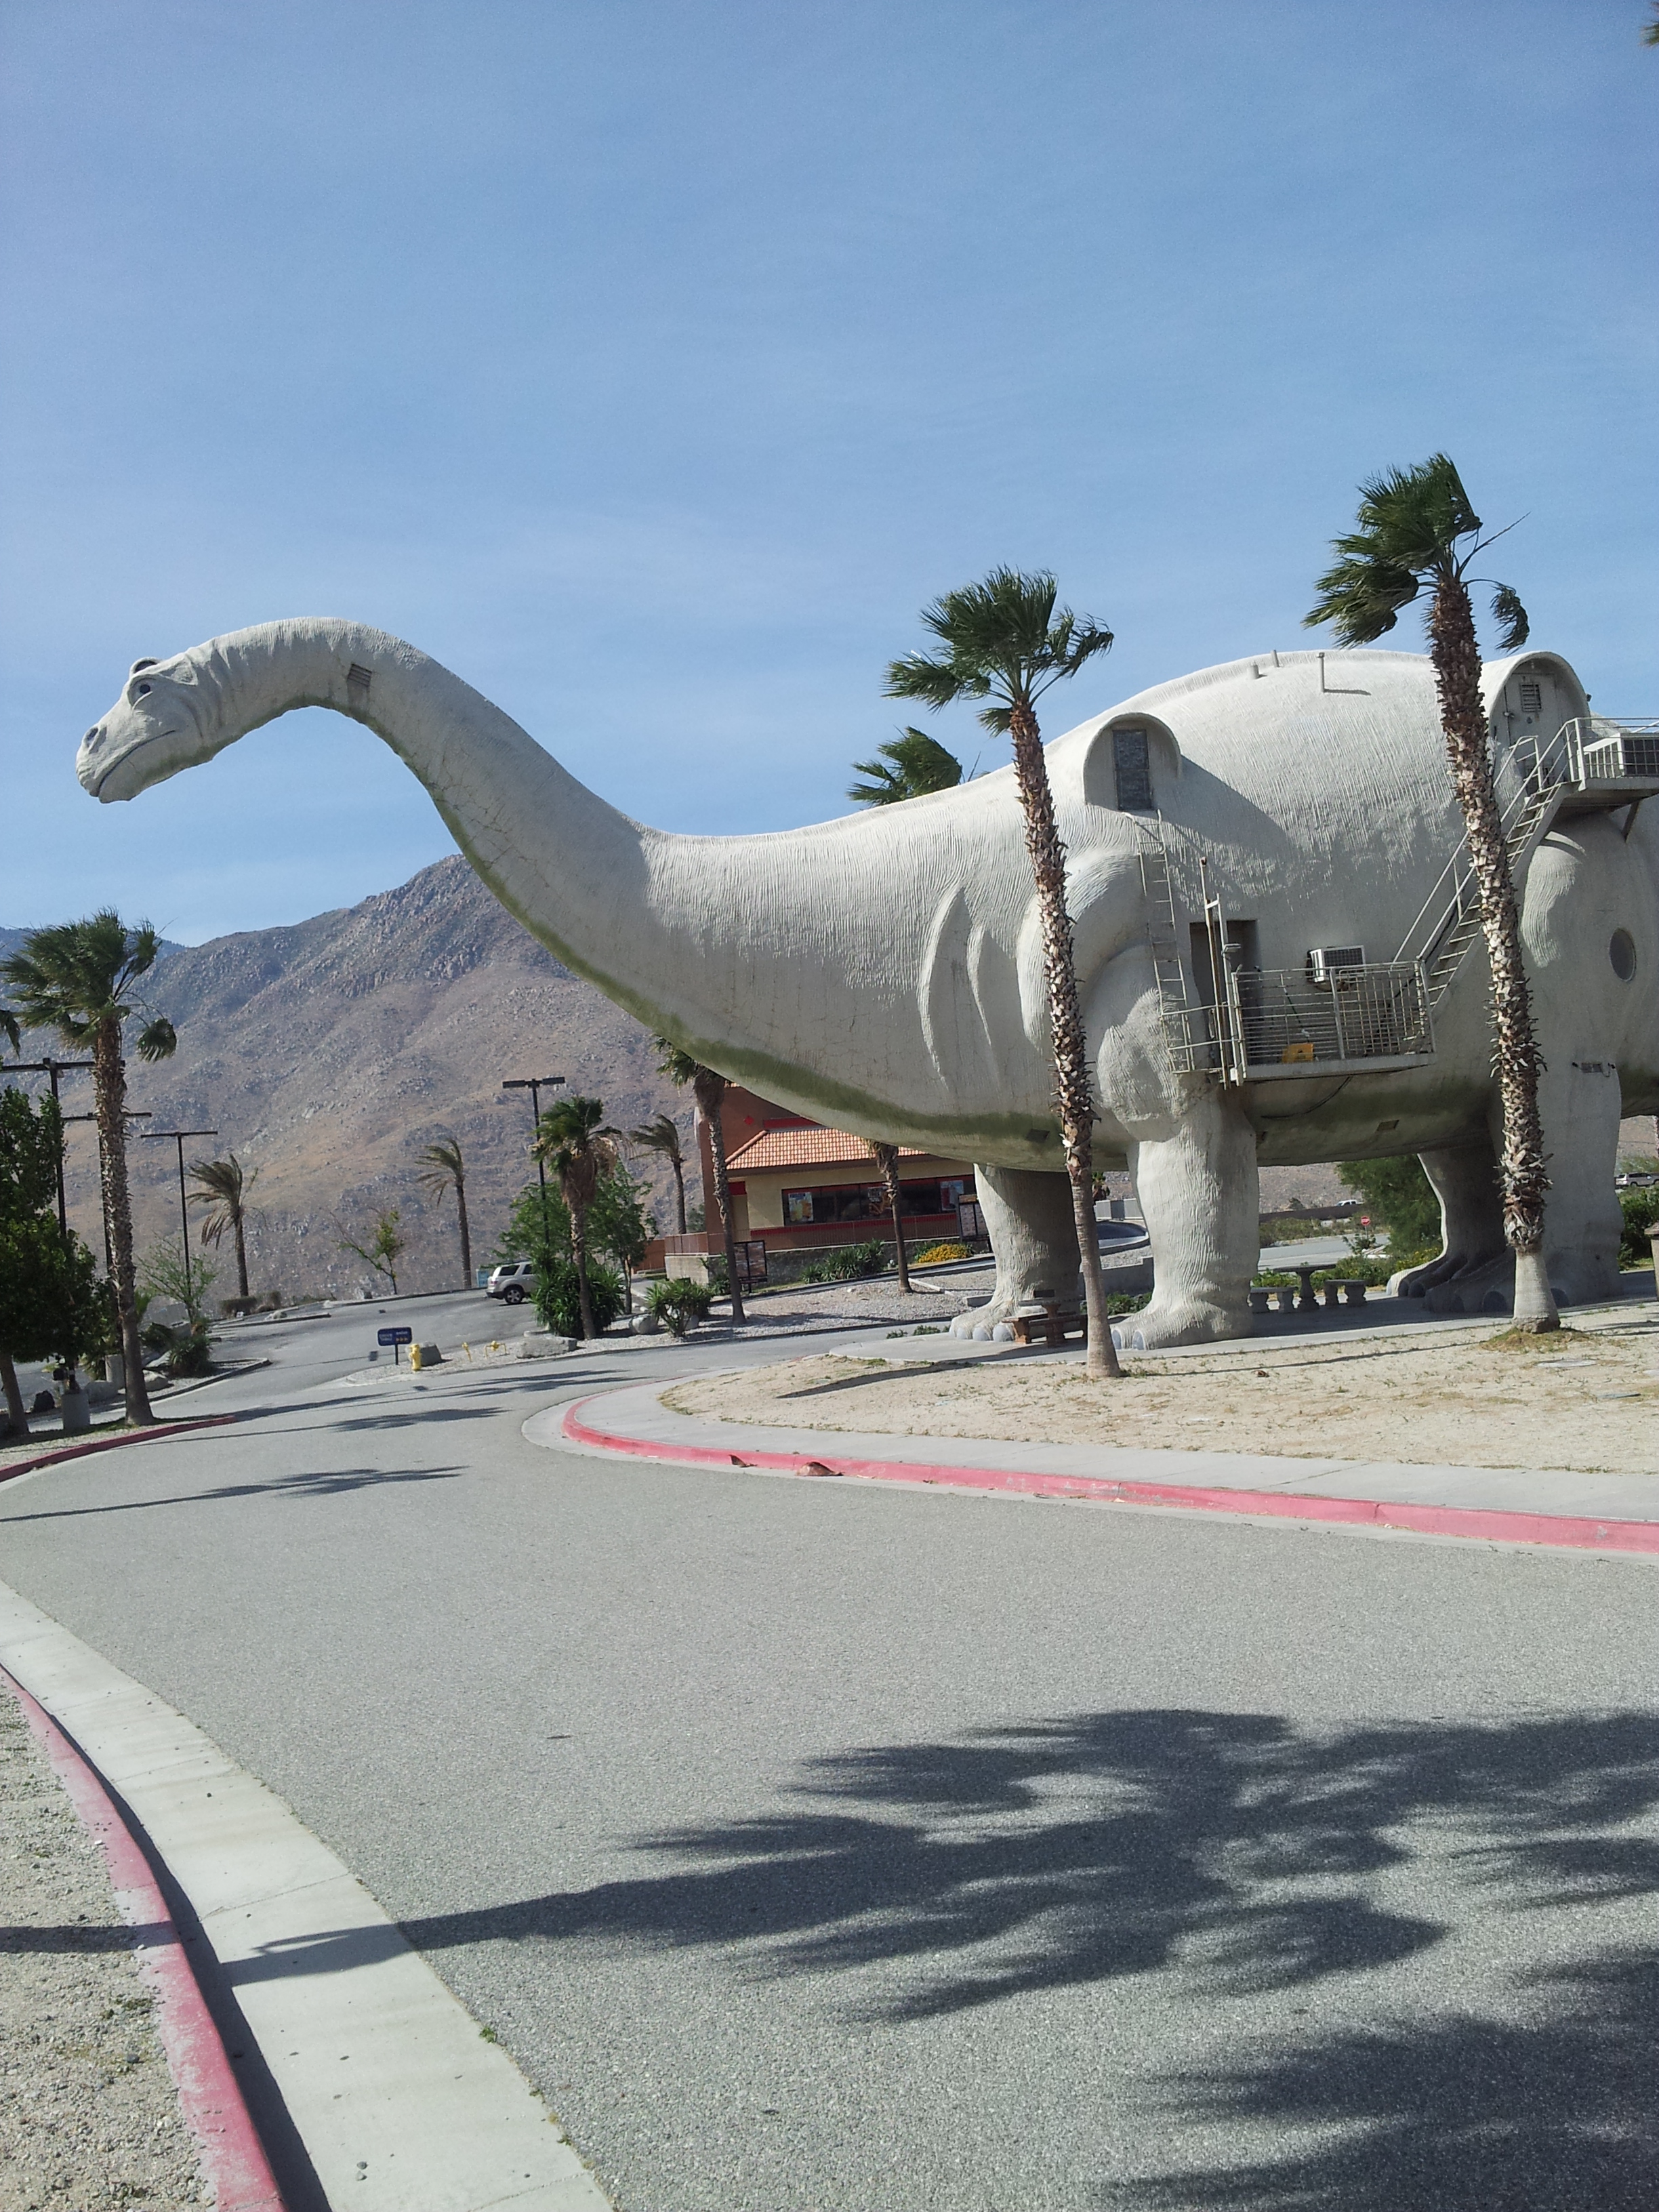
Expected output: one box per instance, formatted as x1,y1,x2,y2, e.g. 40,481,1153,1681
1418,1250,1521,1316
1111,1294,1252,1353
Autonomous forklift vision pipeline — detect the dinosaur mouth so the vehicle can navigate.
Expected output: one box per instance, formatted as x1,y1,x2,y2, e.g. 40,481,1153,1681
83,726,179,801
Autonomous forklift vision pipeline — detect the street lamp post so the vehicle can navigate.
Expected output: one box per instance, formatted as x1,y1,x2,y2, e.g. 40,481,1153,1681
7,1058,94,1233
141,1128,218,1312
64,1107,151,1275
502,1077,565,1250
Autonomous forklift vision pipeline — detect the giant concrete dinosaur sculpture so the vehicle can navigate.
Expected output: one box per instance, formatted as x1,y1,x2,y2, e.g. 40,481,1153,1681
77,619,1659,1345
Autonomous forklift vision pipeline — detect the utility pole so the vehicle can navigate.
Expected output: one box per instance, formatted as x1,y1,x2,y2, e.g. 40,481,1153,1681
64,1107,150,1275
7,1058,93,1233
502,1076,565,1249
141,1129,218,1312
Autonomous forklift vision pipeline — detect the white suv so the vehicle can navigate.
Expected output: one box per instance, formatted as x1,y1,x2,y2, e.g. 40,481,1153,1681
485,1259,537,1305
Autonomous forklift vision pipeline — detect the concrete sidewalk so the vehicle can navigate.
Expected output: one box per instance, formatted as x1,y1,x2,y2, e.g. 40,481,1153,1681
541,1377,1659,1555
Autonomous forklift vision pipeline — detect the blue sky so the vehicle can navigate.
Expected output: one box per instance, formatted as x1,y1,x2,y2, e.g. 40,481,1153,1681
2,1,1654,943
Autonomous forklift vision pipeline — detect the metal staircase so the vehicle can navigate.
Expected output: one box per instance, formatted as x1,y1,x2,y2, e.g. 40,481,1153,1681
1394,718,1659,1006
1138,821,1191,1037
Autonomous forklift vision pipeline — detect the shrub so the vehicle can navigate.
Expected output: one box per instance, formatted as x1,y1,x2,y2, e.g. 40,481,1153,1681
1336,1155,1440,1259
803,1239,891,1284
1620,1189,1659,1269
914,1242,969,1265
533,1252,626,1337
220,1295,258,1317
648,1278,714,1336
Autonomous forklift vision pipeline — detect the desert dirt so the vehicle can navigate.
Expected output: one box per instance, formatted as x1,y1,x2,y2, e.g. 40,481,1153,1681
664,1304,1659,1475
0,1690,211,2211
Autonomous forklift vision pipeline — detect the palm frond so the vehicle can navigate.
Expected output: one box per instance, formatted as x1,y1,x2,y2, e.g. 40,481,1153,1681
415,1137,466,1206
0,1008,18,1053
134,1017,177,1063
653,1035,701,1088
847,728,964,806
887,568,1113,728
1490,585,1530,652
628,1111,684,1162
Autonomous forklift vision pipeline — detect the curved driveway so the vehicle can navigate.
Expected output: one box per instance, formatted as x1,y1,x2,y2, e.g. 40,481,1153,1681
3,1298,1657,2210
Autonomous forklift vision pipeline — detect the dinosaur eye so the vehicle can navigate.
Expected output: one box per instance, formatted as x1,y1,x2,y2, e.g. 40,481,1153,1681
134,682,151,697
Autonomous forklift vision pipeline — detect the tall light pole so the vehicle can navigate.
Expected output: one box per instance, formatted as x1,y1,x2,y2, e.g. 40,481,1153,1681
502,1076,565,1249
142,1128,218,1312
64,1107,150,1275
7,1057,93,1233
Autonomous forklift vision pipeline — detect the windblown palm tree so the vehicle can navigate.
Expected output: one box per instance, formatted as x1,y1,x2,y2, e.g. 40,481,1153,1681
886,569,1120,1378
847,728,964,806
1305,453,1555,1330
630,1111,689,1234
533,1096,621,1338
1,913,178,1422
188,1152,259,1303
654,1040,745,1326
415,1136,472,1290
867,1141,913,1291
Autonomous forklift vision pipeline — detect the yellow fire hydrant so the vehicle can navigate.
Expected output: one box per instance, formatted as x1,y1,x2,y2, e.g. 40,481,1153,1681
409,1343,424,1373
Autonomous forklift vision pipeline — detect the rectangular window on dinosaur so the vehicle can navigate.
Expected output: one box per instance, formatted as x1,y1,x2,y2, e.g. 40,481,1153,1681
1112,727,1154,812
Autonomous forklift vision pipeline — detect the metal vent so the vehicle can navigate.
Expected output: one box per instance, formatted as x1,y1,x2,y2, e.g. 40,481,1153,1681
1307,945,1366,989
347,663,373,693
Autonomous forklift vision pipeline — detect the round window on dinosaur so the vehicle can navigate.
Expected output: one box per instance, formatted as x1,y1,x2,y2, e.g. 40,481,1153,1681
1610,928,1637,982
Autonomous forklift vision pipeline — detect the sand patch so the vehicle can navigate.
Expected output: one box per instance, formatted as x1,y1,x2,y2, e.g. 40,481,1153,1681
664,1309,1659,1474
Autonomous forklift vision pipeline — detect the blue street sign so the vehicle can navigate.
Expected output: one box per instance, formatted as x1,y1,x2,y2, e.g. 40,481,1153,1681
377,1326,413,1347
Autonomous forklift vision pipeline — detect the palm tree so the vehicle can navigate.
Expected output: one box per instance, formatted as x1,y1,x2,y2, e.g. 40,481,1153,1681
630,1111,688,1234
533,1096,621,1338
188,1153,258,1303
847,728,964,806
1305,453,1556,1330
867,1141,913,1291
887,569,1120,1378
1,913,177,1423
415,1137,472,1289
654,1039,746,1326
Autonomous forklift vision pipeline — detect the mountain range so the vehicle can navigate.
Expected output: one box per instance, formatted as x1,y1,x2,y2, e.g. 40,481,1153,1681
1,859,695,1300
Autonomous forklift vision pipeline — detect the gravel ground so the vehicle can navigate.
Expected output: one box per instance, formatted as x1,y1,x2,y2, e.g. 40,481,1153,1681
665,1301,1659,1473
0,1691,211,2211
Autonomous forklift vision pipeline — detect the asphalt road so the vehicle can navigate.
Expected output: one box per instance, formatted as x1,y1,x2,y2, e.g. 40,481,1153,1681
2,1305,1656,2210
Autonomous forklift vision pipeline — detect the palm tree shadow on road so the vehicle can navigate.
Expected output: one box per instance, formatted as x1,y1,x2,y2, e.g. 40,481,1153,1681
385,1705,1659,2209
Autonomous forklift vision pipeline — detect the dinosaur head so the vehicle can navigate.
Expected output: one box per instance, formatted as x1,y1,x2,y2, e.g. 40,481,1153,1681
78,645,228,800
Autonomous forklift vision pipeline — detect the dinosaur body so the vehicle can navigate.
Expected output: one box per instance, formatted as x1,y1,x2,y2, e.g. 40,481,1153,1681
79,620,1659,1345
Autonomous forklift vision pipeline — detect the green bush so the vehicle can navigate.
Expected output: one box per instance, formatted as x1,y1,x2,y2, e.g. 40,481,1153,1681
647,1278,714,1336
1620,1189,1659,1269
1336,1155,1440,1260
803,1239,890,1284
533,1251,626,1337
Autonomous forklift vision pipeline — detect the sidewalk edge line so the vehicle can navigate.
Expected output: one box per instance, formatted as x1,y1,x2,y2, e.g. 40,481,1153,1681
560,1394,1659,1555
1,1660,287,2212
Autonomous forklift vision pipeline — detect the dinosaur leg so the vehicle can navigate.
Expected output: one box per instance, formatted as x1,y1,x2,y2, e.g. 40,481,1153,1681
948,1164,1080,1339
1119,1092,1257,1349
1395,1142,1505,1300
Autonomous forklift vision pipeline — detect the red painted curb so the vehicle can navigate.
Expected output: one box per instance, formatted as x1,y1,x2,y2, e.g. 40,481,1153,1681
562,1396,1659,1556
1,1664,287,2211
0,1412,237,1486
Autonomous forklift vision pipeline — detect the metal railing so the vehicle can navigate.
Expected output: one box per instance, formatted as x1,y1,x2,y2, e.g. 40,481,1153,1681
1165,962,1433,1080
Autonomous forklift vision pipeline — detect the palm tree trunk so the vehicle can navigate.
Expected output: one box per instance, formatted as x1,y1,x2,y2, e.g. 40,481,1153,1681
1,1351,28,1440
231,1208,250,1302
671,1154,687,1235
874,1143,912,1290
692,1070,746,1326
1428,578,1558,1331
1008,703,1121,1379
455,1180,473,1290
93,1021,156,1422
569,1208,597,1338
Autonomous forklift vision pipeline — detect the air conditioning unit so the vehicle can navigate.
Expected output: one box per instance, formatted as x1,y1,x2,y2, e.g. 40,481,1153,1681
1583,733,1659,782
1307,945,1365,989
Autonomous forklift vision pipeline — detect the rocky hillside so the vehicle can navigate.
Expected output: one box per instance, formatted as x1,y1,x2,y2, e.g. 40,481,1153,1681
2,860,696,1300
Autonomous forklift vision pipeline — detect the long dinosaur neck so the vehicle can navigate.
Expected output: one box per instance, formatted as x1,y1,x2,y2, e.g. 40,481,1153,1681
197,619,678,1032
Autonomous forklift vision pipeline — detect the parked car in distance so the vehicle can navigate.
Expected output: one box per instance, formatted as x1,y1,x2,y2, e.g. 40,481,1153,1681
1616,1172,1658,1189
486,1259,536,1305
